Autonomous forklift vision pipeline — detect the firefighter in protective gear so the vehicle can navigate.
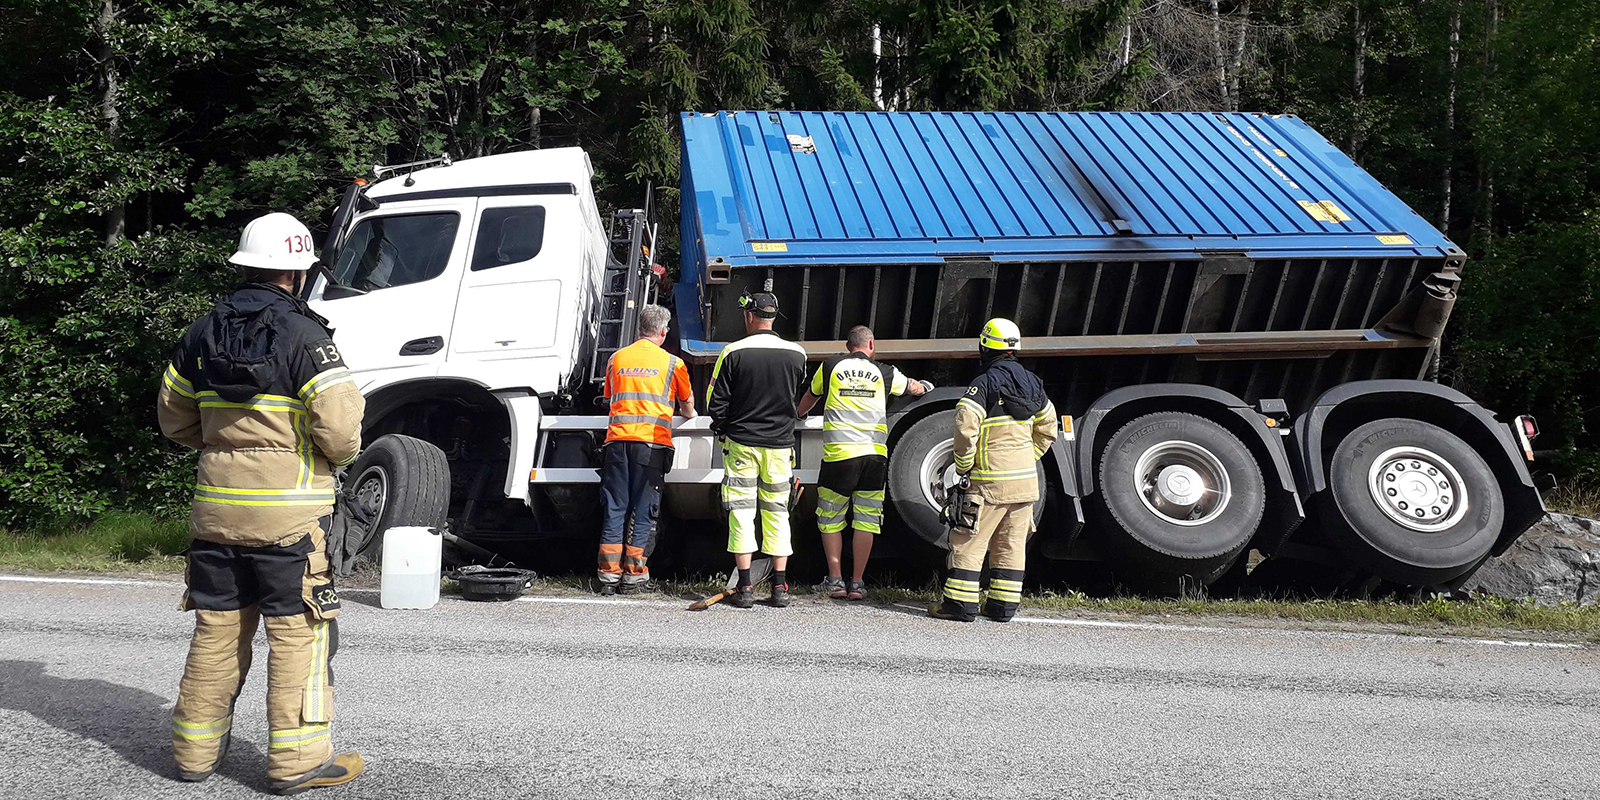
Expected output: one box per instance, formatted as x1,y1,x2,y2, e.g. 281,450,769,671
597,303,695,595
930,318,1058,623
796,325,930,600
157,212,367,793
706,291,808,608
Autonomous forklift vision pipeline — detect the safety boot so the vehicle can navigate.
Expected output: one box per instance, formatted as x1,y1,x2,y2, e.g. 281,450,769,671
177,731,231,783
598,583,617,597
270,752,365,795
927,602,975,622
618,578,658,595
729,586,756,609
769,582,792,608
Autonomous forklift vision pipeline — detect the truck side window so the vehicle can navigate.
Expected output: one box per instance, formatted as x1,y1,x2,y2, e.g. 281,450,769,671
471,206,546,271
332,212,460,293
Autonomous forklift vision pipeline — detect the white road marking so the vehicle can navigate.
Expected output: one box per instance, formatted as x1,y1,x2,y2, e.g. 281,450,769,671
1,574,1585,649
894,602,1586,649
0,574,183,588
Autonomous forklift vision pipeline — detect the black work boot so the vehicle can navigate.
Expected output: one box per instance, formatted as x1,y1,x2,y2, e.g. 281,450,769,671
927,600,975,622
597,582,617,596
729,585,756,609
769,583,792,608
619,578,658,595
270,752,365,795
177,731,231,783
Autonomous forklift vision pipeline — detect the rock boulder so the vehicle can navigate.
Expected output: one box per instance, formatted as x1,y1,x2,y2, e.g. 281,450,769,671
1461,513,1600,605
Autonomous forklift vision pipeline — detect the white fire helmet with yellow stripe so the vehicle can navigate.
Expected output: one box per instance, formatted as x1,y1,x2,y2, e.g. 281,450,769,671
979,318,1022,351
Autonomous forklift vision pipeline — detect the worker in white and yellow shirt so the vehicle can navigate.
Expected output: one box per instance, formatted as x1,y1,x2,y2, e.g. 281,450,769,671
930,318,1058,623
797,325,929,600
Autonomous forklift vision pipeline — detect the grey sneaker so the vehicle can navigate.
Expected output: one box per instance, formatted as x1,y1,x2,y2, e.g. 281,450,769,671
846,580,868,601
812,576,847,599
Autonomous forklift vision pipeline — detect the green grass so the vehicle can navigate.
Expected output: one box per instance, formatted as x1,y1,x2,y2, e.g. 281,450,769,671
867,585,1600,640
1544,482,1600,519
0,512,188,572
5,512,1598,641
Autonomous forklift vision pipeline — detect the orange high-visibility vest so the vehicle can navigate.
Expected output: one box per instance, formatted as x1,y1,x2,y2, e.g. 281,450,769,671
604,339,689,446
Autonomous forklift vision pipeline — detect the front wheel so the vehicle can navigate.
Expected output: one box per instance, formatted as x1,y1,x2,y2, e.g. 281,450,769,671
1092,412,1265,582
1323,418,1503,585
336,434,451,566
887,409,1045,551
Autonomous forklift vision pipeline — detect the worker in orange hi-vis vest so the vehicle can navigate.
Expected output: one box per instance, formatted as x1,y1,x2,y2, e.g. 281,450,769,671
597,304,696,595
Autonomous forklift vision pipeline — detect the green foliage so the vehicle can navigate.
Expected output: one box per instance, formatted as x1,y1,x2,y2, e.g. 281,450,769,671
0,0,1597,526
0,511,188,571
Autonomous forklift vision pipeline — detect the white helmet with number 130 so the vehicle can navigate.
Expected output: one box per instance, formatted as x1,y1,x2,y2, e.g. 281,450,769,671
228,212,318,271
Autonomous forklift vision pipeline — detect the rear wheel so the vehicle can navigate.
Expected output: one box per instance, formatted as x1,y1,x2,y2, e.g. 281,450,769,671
337,434,451,565
1323,418,1503,585
887,409,1045,551
1092,412,1264,582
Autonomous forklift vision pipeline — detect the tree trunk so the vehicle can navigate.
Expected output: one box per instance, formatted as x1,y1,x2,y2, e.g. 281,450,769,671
1441,0,1461,229
1349,3,1367,160
1209,0,1228,108
1228,1,1250,111
1477,0,1500,250
872,23,883,109
93,0,124,247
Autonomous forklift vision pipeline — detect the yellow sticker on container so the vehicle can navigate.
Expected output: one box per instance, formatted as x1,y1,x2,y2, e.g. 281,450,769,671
751,242,788,252
1298,200,1336,222
1376,235,1414,245
1273,148,1288,157
1298,199,1352,223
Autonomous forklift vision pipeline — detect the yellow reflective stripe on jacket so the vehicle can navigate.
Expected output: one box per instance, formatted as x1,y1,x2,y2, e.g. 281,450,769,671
163,364,196,399
172,714,232,741
299,367,355,402
969,467,1036,481
196,391,307,413
957,398,985,417
269,724,332,749
194,485,335,507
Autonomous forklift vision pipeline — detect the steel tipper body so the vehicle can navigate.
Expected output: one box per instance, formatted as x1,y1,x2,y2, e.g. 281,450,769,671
675,110,1541,587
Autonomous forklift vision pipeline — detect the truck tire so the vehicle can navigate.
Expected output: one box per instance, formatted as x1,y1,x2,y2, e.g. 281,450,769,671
888,409,1044,550
1092,412,1264,581
1323,418,1503,586
341,434,451,561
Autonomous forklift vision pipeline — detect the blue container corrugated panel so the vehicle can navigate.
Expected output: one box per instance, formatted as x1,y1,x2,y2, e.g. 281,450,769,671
678,110,1461,280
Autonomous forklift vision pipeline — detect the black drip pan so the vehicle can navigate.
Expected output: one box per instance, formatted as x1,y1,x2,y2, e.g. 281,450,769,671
454,567,536,602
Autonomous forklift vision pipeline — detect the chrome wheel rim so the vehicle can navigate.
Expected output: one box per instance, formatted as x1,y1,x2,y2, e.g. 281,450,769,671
918,439,957,508
1133,440,1232,526
1367,447,1467,532
354,465,389,525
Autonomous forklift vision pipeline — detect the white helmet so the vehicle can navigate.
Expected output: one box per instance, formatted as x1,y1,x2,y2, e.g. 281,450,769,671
229,212,318,271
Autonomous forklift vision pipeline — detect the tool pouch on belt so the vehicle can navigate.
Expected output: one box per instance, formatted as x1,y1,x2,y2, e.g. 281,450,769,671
940,480,979,531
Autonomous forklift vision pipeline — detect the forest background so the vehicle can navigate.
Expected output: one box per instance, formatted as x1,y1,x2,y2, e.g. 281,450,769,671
1,0,1595,525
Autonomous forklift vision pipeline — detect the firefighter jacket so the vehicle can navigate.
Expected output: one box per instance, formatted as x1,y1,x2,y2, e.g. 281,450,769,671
706,329,808,449
157,283,365,548
604,338,692,447
810,351,909,461
953,354,1058,504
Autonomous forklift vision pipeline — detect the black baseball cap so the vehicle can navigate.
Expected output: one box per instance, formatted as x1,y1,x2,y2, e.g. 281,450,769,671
744,291,780,318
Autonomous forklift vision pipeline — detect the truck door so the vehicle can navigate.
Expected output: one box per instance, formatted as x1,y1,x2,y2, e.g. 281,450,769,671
448,195,578,359
310,201,472,375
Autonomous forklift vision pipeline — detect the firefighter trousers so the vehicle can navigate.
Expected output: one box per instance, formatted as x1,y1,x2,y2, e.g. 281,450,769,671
722,440,793,556
172,525,342,784
939,495,1031,621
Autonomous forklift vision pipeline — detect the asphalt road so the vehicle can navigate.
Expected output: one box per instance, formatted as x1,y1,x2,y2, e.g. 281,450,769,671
1,575,1596,800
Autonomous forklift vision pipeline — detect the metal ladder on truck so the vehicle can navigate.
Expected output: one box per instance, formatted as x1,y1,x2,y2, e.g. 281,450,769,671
587,208,659,384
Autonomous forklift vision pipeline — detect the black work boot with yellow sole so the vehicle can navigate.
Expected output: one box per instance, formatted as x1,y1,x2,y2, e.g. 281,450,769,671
177,731,231,782
270,752,365,795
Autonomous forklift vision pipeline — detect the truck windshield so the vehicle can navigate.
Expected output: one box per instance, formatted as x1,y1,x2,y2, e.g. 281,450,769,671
332,212,460,293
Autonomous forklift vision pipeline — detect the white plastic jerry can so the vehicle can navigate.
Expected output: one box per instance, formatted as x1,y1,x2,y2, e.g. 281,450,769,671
380,526,443,610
